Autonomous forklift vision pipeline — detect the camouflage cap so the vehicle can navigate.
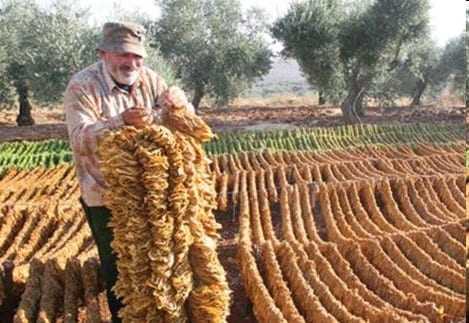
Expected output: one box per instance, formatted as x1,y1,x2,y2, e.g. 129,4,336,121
97,21,147,57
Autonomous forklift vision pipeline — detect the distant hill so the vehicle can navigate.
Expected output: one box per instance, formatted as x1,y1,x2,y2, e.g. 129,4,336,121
243,58,313,97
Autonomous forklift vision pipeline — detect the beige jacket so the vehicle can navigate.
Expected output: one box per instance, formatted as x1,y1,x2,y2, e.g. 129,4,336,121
64,60,168,206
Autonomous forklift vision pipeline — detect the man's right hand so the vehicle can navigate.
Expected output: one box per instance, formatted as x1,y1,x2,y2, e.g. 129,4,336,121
121,107,153,128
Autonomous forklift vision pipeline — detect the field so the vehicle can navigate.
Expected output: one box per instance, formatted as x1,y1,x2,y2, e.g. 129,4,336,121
0,105,466,322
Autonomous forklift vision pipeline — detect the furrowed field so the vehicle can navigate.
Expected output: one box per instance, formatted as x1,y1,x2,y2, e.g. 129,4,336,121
0,122,466,322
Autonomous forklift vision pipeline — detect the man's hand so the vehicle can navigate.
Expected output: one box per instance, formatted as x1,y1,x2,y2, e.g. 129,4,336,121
162,86,190,110
121,107,153,128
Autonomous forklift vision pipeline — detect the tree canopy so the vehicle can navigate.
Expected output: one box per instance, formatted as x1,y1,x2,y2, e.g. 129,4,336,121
153,0,273,110
273,0,430,123
0,0,98,124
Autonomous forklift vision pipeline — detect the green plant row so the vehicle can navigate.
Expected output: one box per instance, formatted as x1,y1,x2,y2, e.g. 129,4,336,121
203,123,464,155
0,139,69,155
0,139,72,174
0,150,73,170
0,124,463,171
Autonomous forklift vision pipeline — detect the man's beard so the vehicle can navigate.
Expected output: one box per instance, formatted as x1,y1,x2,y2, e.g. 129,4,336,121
104,60,140,85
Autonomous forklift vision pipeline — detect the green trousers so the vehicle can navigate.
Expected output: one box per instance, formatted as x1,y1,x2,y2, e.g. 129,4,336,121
80,198,123,323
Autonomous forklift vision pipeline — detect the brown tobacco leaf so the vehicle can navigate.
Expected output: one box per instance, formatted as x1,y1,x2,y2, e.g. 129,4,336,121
98,125,230,322
163,106,215,143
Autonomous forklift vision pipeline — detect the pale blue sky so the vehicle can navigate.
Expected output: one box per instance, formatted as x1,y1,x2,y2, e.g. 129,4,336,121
38,0,465,47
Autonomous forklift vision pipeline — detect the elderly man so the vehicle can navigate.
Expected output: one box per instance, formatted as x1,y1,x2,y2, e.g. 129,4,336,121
64,22,193,323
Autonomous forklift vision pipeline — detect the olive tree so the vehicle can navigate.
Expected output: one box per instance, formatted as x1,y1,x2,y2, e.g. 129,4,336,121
367,38,441,106
370,34,464,106
0,0,98,125
153,0,273,111
271,0,346,105
438,35,464,98
273,0,429,123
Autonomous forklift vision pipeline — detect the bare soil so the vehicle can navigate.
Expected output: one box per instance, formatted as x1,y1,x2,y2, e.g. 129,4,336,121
202,104,464,131
0,104,464,142
216,209,257,323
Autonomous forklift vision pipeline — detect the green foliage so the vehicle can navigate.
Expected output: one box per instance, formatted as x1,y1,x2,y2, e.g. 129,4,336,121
153,0,273,108
23,2,99,103
272,0,430,119
0,0,38,105
368,34,464,105
0,0,99,106
144,46,180,86
338,0,430,103
367,38,441,105
0,49,15,106
438,35,464,97
339,0,429,67
271,0,346,102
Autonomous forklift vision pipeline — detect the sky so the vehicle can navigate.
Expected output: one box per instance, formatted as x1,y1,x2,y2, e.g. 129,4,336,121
38,0,465,47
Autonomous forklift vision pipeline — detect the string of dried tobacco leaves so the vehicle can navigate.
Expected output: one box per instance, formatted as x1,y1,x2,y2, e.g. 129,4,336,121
98,124,230,323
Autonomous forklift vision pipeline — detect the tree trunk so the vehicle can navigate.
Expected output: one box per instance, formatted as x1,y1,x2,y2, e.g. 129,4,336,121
16,79,34,126
191,85,205,113
341,85,365,124
410,79,427,106
354,91,366,117
318,90,326,105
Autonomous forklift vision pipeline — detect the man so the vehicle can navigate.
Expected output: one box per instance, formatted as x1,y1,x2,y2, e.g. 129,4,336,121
64,21,193,323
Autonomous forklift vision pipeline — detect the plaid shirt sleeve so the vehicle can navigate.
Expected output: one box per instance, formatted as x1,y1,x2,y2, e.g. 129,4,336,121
64,80,124,157
150,76,168,124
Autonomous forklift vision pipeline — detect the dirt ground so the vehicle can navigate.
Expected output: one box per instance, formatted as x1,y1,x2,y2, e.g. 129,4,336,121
216,209,257,323
0,103,465,142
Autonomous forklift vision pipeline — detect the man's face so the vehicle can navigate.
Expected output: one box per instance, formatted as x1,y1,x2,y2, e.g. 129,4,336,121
101,51,144,85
